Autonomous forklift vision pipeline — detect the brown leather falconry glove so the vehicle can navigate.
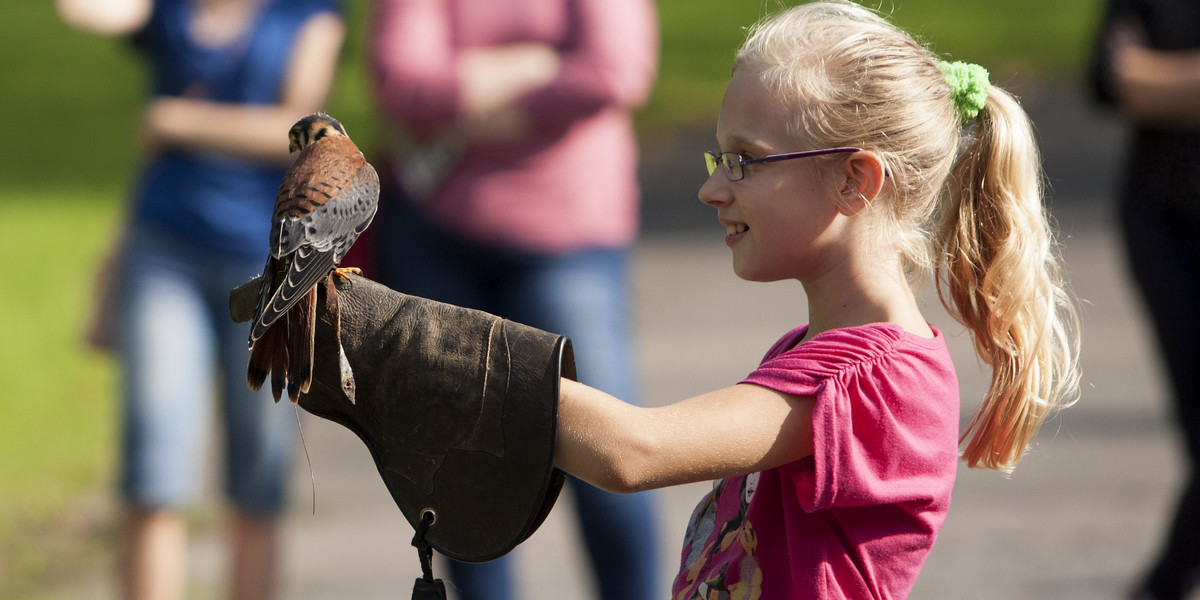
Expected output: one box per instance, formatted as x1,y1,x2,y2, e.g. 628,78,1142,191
230,273,572,564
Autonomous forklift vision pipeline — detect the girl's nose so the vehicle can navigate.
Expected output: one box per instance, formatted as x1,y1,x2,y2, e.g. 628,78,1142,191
698,171,731,207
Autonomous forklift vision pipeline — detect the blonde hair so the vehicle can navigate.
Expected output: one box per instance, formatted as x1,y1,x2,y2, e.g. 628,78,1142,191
736,1,1081,471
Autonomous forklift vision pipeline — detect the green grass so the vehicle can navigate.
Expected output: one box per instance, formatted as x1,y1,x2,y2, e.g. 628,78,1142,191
0,193,120,598
0,0,1100,594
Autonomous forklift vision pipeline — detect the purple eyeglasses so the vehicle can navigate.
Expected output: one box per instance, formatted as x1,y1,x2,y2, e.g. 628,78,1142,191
704,147,862,181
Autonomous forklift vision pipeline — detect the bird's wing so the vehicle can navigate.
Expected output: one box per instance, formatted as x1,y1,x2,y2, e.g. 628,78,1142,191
292,161,379,262
247,253,279,346
249,148,379,344
270,137,369,256
249,245,334,343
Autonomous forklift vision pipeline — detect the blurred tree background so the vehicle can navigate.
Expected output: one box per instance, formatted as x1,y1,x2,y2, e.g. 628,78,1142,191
0,0,1101,596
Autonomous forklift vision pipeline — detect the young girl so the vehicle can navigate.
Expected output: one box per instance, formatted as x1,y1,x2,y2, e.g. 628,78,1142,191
553,2,1081,597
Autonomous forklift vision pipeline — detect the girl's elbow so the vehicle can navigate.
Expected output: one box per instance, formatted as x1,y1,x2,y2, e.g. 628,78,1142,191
558,439,660,494
597,458,656,494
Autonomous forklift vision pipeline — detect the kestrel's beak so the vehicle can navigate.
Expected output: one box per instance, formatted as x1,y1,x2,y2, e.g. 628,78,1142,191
289,140,302,153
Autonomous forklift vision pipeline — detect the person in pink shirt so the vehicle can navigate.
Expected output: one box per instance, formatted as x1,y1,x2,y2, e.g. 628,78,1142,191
548,2,1083,597
366,0,661,598
369,0,654,253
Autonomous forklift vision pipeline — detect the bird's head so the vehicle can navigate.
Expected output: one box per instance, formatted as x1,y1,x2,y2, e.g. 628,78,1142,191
287,113,348,153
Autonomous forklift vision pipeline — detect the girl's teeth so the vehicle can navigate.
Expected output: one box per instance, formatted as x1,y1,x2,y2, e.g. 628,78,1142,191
726,224,747,235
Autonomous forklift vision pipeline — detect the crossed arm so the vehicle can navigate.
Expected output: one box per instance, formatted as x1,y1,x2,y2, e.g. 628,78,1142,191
1104,19,1200,125
369,0,657,144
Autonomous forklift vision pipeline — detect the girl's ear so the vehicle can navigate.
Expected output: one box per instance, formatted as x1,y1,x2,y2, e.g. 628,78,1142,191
834,151,887,216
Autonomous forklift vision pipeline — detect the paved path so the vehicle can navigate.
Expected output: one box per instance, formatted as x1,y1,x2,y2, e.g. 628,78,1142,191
66,80,1194,599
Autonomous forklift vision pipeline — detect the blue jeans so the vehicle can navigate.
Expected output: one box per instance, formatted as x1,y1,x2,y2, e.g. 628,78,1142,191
377,200,661,600
116,224,295,515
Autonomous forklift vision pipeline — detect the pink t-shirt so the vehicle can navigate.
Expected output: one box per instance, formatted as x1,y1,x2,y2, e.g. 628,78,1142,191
369,0,659,253
672,324,960,600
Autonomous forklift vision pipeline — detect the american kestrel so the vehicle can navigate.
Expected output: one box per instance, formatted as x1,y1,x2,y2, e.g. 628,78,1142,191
247,113,379,403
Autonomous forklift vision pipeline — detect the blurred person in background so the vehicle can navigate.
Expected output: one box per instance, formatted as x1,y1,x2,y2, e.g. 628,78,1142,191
57,0,344,597
366,0,661,598
1092,1,1200,599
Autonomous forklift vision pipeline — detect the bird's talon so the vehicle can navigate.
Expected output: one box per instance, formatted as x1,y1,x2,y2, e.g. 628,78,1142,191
333,267,362,281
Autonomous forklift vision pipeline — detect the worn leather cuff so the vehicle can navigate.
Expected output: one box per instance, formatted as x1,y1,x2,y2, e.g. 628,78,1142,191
232,274,572,561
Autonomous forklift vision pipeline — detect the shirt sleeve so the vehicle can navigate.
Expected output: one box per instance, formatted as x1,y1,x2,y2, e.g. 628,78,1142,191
741,327,959,513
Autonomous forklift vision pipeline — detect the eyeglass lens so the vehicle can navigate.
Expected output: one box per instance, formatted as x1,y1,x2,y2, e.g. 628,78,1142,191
704,152,741,180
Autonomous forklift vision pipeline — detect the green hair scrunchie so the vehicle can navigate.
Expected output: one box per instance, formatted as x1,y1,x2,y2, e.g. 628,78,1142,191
939,61,990,124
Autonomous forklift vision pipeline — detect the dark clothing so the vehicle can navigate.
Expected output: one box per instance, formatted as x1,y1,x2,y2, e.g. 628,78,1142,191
1092,1,1200,597
1120,197,1200,600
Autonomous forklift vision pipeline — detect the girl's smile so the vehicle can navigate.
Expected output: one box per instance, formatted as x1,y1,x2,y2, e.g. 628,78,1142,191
722,220,748,246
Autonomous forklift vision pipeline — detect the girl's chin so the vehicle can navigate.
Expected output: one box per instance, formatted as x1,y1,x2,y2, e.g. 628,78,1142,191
729,257,764,282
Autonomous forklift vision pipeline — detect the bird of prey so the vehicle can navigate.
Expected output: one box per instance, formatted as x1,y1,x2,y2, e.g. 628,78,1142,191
247,113,379,403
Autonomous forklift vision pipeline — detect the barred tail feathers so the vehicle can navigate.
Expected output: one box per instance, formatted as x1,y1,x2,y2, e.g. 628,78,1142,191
285,287,318,402
247,322,289,403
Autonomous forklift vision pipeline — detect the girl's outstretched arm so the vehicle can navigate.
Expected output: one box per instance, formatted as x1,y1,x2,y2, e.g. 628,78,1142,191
554,378,815,494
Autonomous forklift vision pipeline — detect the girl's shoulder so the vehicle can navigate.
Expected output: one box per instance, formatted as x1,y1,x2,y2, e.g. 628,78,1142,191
762,322,945,364
747,323,952,392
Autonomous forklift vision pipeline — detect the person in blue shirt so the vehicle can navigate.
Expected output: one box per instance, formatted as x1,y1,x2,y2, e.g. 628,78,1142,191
57,0,345,597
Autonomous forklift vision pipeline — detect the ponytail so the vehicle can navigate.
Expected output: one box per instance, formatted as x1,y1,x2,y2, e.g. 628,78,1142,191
937,86,1082,471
